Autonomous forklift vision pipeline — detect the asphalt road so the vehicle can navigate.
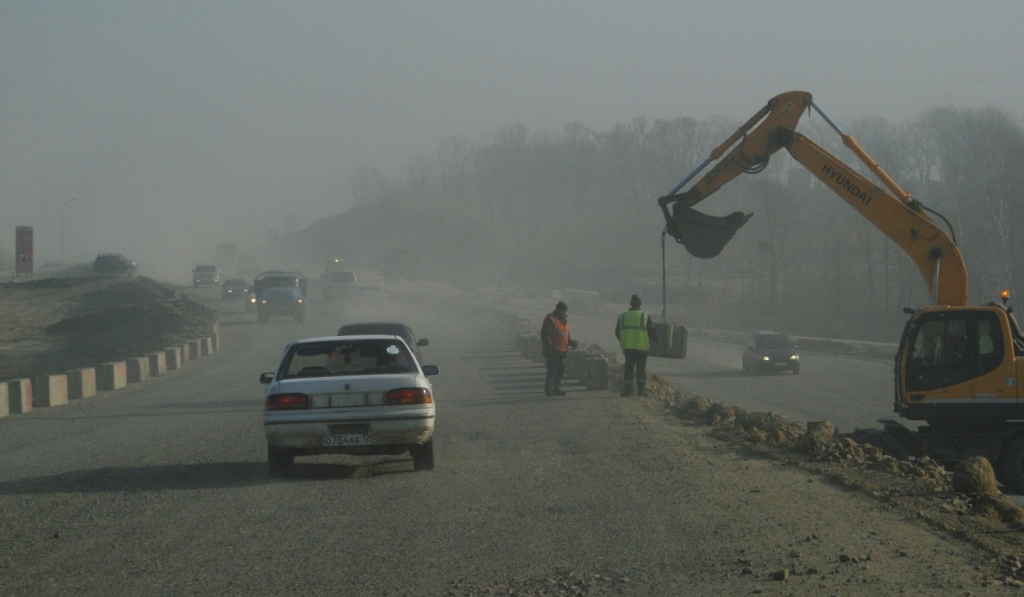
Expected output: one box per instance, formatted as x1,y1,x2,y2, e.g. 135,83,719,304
565,314,901,434
0,287,1005,595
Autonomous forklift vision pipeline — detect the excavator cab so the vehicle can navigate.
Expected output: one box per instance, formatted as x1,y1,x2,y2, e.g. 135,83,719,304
897,305,1021,423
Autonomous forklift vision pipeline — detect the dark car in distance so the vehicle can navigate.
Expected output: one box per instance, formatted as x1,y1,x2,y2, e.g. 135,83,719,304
221,278,249,300
742,331,800,375
93,253,138,276
337,322,428,360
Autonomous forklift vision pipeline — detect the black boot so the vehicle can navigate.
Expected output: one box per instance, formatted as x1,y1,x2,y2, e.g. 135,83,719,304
620,382,633,397
637,382,647,397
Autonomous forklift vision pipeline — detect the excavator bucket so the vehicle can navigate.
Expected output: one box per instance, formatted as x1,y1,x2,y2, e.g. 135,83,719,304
668,204,753,259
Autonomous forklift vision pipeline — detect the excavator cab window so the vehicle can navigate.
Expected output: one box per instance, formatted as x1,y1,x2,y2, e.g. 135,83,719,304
905,312,1004,392
1006,311,1024,357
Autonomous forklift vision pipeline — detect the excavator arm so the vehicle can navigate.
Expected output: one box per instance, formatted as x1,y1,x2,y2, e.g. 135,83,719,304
658,91,967,307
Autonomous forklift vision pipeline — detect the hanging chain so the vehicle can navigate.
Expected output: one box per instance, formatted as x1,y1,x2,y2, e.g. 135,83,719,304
661,227,668,322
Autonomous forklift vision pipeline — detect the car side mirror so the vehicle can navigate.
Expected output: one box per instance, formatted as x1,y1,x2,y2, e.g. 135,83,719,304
422,365,439,376
259,372,275,384
418,339,429,347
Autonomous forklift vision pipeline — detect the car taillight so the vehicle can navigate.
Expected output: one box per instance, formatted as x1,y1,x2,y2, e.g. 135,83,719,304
265,393,310,411
386,387,432,405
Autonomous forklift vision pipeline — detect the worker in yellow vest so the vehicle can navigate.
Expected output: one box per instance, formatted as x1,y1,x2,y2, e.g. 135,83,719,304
615,294,657,397
541,301,578,396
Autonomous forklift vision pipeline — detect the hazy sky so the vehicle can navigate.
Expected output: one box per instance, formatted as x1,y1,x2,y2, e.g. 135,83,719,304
1,1,1021,277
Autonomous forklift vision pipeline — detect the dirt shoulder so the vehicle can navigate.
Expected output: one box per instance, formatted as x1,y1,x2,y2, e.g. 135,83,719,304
0,275,217,382
628,370,1024,588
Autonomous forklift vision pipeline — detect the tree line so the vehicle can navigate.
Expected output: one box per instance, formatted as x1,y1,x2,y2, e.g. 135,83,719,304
339,105,1024,341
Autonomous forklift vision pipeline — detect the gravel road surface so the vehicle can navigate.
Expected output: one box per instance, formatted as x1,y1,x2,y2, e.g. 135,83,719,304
0,287,1019,595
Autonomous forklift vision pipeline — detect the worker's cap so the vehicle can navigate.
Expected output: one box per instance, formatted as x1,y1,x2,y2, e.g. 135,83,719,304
555,301,568,312
630,294,642,308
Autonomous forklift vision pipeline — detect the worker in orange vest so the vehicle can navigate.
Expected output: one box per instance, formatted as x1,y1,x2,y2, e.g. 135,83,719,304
541,301,578,396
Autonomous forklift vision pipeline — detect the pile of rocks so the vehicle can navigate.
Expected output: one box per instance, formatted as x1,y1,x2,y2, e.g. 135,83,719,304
675,395,944,482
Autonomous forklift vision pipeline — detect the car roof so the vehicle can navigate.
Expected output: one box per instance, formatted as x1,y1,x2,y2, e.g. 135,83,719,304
338,322,413,335
292,334,409,347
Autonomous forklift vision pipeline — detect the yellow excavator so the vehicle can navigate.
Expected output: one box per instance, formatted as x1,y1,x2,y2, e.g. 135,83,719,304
658,91,1024,490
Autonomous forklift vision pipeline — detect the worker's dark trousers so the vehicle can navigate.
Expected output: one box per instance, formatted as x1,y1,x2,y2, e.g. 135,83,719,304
622,349,648,385
545,354,566,394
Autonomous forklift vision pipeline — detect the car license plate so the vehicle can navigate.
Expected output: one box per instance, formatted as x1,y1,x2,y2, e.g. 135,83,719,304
323,434,377,447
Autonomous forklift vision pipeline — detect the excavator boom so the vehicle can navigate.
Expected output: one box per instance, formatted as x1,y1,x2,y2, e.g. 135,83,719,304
658,91,967,307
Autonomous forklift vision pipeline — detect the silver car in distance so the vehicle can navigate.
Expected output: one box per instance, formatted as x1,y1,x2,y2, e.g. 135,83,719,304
261,335,438,477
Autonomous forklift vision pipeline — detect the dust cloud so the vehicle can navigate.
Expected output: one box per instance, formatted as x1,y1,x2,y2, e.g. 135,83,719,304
2,2,1022,341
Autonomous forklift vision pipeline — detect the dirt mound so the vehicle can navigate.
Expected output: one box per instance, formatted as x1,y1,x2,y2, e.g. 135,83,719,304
0,276,216,380
42,300,216,375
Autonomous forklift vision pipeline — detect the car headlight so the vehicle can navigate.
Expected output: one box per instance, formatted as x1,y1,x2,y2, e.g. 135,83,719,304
790,355,799,360
762,356,770,361
297,298,304,304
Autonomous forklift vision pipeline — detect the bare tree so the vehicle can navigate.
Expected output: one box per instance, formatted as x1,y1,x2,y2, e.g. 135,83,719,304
345,167,393,205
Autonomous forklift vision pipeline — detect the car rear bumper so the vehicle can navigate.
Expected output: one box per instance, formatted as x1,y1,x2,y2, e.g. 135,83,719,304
258,303,303,315
265,410,434,453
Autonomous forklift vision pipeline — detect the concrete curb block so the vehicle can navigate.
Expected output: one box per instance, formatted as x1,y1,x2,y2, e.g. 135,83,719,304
164,347,182,371
584,356,610,390
186,340,200,362
7,379,32,414
0,383,8,418
67,368,97,400
126,358,150,384
527,335,543,363
565,349,586,380
33,374,69,408
97,362,128,391
199,337,213,357
147,352,167,377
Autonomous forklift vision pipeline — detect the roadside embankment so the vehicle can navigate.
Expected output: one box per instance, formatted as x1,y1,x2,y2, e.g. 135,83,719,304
0,276,220,417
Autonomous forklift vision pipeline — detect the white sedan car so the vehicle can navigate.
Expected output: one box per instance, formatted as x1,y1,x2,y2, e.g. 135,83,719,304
260,335,438,477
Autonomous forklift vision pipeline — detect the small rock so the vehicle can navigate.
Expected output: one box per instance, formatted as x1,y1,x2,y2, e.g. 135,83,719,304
952,456,1000,495
794,421,836,454
772,569,789,581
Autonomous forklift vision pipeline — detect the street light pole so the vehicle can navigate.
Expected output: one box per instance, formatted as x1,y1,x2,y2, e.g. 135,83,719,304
60,198,77,264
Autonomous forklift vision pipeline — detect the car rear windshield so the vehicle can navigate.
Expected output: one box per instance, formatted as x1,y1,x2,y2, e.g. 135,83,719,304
263,277,299,288
326,271,356,282
757,335,793,349
338,324,413,344
280,339,416,379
